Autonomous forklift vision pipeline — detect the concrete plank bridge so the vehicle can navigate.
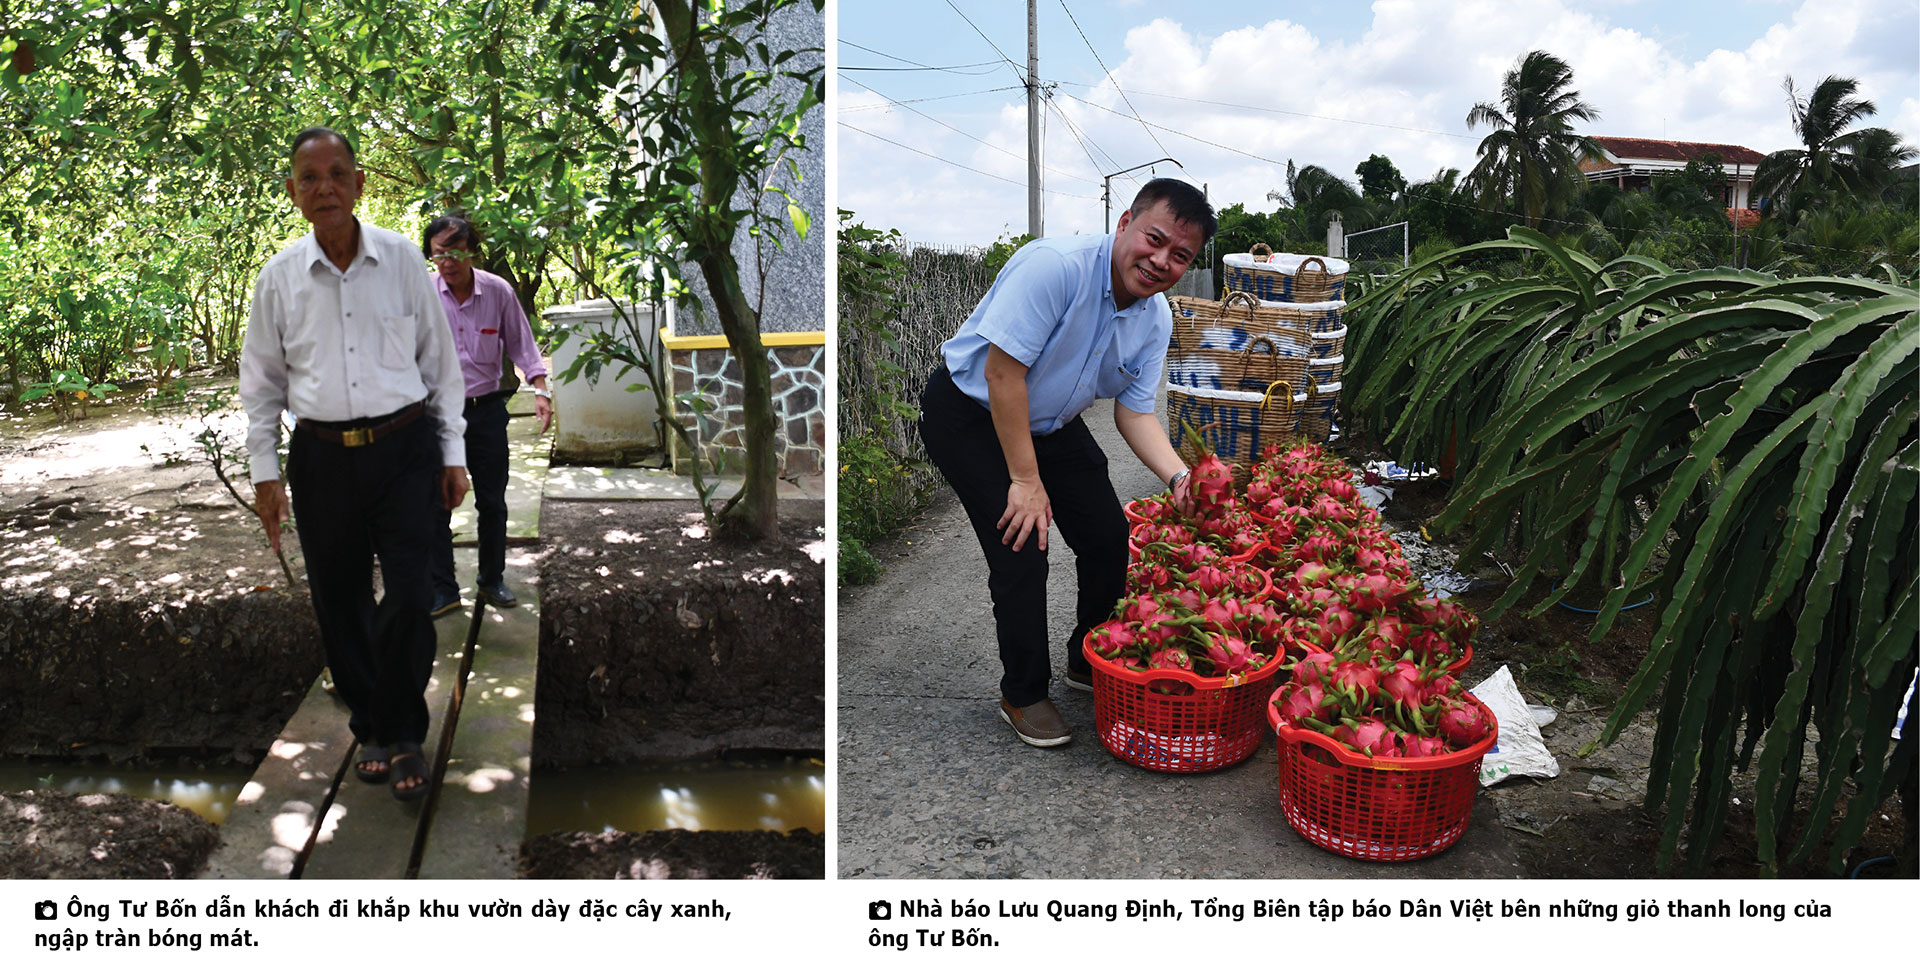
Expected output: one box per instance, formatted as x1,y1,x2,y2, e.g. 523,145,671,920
203,398,821,879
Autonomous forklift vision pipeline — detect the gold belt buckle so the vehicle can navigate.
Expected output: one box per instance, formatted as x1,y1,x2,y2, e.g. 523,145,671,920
341,427,374,447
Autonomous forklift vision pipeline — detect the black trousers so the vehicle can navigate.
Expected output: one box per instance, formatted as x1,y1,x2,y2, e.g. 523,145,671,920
918,364,1129,708
430,391,512,595
288,411,439,746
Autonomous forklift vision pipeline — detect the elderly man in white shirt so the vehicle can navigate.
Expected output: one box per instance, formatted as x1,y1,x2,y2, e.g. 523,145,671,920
239,126,470,801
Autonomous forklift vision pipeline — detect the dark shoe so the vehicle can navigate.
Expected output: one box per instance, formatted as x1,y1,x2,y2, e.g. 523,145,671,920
429,593,463,617
476,581,517,608
353,744,390,784
999,697,1071,747
388,742,431,800
1064,667,1094,693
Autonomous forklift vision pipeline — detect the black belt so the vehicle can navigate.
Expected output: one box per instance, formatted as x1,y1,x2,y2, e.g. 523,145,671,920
464,389,513,411
297,401,425,448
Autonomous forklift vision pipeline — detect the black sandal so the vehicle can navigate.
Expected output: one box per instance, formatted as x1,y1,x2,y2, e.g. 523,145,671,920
388,742,431,800
354,744,391,784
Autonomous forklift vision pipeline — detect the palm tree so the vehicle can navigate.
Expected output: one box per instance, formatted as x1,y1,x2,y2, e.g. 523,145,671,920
1751,75,1918,214
1464,50,1603,229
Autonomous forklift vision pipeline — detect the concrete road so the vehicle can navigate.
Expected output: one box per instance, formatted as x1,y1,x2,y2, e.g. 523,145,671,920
837,398,1523,879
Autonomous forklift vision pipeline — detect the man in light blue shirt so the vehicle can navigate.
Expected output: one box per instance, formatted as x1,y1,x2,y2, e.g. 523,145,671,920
920,179,1215,747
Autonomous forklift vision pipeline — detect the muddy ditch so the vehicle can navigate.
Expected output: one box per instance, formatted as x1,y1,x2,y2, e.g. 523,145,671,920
519,499,827,879
0,392,827,879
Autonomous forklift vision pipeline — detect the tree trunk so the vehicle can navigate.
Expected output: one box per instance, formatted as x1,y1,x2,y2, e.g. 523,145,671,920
660,0,780,542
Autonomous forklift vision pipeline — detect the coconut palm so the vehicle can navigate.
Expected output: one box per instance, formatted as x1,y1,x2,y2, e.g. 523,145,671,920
1465,50,1604,229
1752,75,1919,214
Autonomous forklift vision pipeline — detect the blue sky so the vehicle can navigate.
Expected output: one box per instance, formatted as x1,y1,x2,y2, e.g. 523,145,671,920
833,0,1920,245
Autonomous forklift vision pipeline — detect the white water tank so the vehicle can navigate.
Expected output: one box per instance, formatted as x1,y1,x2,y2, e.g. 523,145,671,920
541,298,664,461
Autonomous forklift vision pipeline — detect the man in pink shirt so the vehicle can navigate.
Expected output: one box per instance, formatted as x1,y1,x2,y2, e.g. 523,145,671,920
423,214,553,613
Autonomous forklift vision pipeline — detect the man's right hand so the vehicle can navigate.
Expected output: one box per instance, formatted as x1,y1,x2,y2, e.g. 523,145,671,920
254,480,289,553
997,476,1051,552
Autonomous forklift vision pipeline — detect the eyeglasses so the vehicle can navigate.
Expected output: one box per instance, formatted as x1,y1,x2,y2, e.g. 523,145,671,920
428,250,475,264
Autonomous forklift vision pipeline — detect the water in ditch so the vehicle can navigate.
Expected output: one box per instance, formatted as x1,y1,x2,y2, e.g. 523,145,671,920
2,753,826,837
0,761,250,824
524,754,825,836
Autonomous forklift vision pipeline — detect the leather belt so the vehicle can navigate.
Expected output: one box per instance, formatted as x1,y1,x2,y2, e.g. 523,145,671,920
465,389,512,411
297,401,425,448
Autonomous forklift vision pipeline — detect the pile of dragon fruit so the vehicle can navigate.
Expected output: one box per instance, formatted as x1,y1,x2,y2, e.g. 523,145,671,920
1092,440,1493,757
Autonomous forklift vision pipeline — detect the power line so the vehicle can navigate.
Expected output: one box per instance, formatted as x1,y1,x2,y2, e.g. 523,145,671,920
837,40,1004,75
1057,0,1170,159
1058,92,1288,166
1050,79,1476,140
940,0,1028,87
839,63,1004,74
840,74,1102,186
836,85,1026,113
840,122,1101,201
1046,96,1132,187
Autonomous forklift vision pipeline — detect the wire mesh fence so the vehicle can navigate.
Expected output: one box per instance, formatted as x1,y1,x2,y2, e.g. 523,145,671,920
839,239,1000,540
1342,221,1408,280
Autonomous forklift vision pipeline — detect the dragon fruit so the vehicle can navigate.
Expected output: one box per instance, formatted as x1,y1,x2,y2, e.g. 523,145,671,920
1437,698,1493,748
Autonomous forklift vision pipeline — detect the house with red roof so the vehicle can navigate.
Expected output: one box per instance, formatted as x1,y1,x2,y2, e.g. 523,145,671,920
1579,136,1769,225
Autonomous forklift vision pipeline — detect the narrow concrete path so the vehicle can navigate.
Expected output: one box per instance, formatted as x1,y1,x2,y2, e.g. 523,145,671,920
207,399,821,879
837,397,1524,879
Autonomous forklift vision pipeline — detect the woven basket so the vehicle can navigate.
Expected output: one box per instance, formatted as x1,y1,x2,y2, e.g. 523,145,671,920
1167,381,1317,467
1170,292,1328,348
1307,355,1343,388
1298,382,1340,443
1222,251,1349,302
1167,329,1309,394
1309,325,1347,360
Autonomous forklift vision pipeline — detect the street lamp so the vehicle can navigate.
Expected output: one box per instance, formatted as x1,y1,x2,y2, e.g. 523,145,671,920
1103,157,1182,232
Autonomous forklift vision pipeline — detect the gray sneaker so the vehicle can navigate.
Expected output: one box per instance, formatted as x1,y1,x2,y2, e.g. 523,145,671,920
999,697,1072,747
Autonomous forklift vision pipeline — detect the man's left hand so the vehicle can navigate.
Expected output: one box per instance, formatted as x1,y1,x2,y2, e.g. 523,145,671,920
441,466,471,510
534,394,553,434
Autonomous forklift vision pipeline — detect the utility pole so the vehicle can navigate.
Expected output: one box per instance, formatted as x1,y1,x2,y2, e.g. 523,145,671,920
1027,0,1043,238
1102,157,1181,232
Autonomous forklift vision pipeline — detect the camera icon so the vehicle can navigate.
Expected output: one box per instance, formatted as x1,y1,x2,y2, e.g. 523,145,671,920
868,900,891,921
35,900,58,921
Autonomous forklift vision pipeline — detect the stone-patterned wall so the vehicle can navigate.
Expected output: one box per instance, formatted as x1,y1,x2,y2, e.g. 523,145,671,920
668,343,825,477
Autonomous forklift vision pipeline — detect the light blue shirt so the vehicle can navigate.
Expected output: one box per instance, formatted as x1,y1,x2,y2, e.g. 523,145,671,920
940,232,1172,435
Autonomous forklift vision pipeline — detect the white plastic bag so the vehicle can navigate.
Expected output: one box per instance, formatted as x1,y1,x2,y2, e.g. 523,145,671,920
1468,665,1560,786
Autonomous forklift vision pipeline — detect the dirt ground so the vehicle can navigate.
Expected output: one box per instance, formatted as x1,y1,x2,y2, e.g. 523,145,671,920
534,499,828,766
2,383,830,880
0,377,298,597
519,827,824,879
0,790,219,879
0,381,319,763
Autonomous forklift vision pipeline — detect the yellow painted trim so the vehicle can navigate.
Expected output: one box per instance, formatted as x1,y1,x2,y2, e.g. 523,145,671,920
659,328,826,350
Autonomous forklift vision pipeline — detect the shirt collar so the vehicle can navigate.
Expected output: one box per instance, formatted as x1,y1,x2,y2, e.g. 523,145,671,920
435,269,484,300
1099,230,1117,308
301,220,379,275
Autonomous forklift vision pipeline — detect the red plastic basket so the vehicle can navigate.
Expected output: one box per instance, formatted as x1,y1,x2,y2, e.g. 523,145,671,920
1266,692,1497,862
1127,531,1269,566
1084,635,1288,773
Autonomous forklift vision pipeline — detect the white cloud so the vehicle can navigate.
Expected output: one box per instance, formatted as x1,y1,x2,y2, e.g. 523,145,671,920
838,0,1919,245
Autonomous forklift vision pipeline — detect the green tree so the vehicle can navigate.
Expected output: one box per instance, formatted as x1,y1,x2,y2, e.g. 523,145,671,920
1279,160,1362,244
1210,202,1280,261
540,0,823,542
1464,50,1603,229
1753,75,1918,216
1354,153,1405,202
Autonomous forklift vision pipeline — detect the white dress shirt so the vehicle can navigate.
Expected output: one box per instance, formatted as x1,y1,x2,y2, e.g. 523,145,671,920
239,221,467,482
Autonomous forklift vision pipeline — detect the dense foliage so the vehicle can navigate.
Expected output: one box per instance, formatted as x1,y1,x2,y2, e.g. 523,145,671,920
1344,229,1916,873
3,0,823,539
